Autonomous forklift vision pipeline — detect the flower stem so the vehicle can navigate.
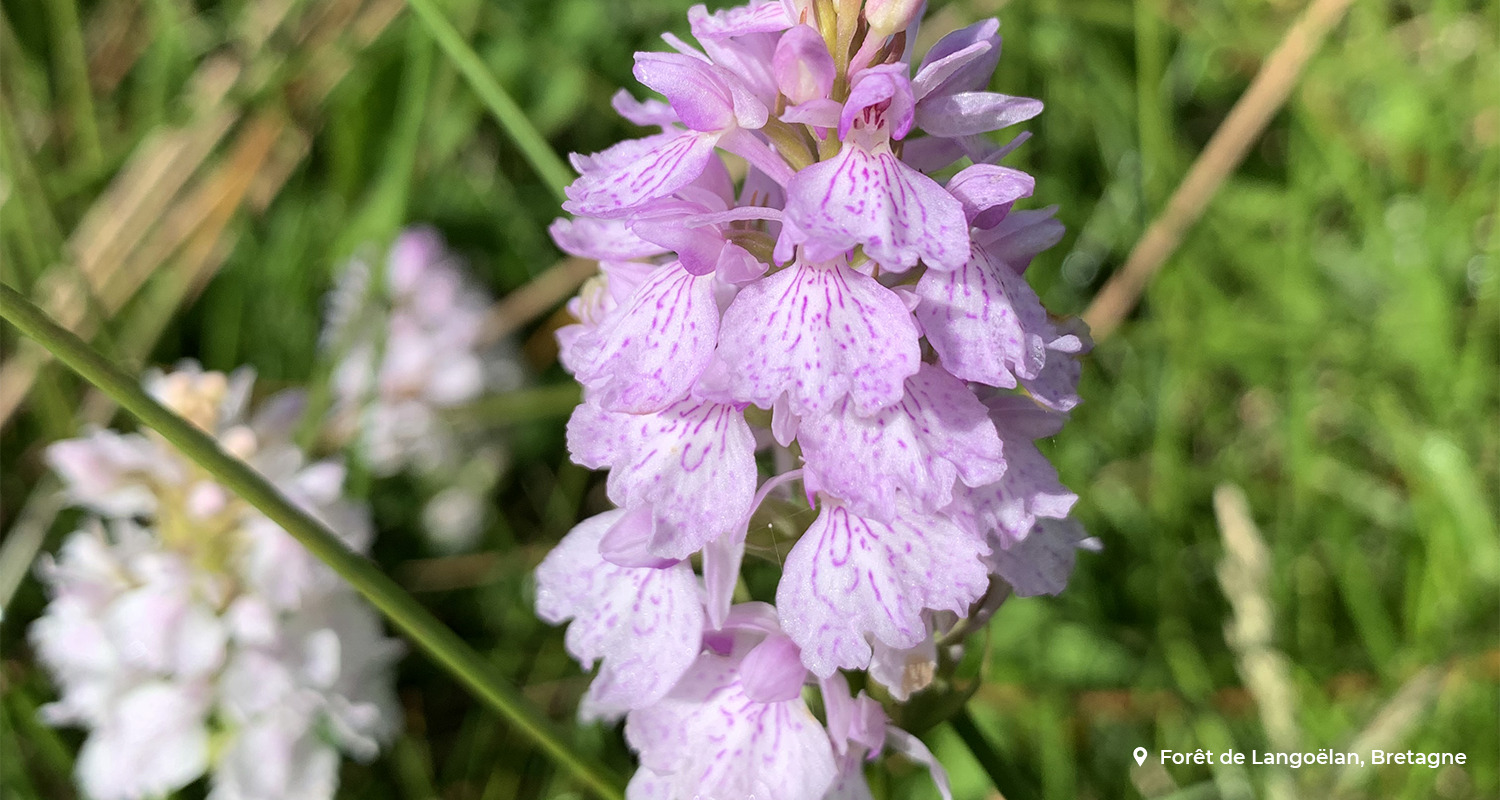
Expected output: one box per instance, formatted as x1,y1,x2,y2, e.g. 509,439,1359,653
0,282,626,800
403,0,574,201
949,705,1042,800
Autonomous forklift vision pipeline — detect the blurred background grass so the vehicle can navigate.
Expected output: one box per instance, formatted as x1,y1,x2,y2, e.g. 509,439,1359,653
1,0,1496,799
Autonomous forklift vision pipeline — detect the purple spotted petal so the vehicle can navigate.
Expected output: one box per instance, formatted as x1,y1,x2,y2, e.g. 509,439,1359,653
534,510,704,720
699,260,920,416
557,260,658,376
776,500,990,676
988,517,1096,597
915,91,1044,138
948,396,1077,547
798,364,1006,521
945,163,1035,229
572,264,720,414
914,243,1050,388
624,647,836,800
567,398,757,559
564,131,720,218
913,19,1001,99
778,143,968,272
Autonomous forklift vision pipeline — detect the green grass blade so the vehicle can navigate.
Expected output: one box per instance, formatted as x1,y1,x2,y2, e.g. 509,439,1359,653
42,0,102,167
404,0,574,201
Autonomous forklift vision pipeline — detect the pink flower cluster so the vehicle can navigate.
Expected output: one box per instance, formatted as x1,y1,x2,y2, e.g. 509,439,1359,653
33,365,402,800
323,227,526,551
538,1,1096,796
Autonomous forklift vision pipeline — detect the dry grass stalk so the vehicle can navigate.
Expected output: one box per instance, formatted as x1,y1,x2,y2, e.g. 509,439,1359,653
0,0,398,429
1082,0,1357,341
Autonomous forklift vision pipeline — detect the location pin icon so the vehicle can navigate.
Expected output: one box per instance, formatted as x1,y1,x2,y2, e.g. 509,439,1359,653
1133,747,1148,766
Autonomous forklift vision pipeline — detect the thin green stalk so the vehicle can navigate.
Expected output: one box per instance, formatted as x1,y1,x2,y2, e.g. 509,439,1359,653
43,0,103,167
1134,0,1171,208
0,282,626,800
403,0,573,200
949,705,1042,800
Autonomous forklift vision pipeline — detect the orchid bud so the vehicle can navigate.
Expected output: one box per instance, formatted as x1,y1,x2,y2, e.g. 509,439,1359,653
863,0,925,37
773,24,836,104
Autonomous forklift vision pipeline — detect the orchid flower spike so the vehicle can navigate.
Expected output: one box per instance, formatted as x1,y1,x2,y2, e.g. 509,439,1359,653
541,1,1098,795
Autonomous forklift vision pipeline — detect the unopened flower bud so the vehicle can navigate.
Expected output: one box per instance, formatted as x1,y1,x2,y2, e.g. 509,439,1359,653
863,0,924,37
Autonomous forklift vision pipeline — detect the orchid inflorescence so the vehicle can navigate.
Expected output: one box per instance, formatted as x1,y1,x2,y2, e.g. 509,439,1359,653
540,0,1095,797
35,365,402,800
323,227,527,552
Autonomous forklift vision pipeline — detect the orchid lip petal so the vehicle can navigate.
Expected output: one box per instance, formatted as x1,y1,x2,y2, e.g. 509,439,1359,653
566,398,757,559
776,499,990,676
778,143,969,272
571,263,720,414
699,260,920,417
533,510,704,718
798,364,1007,520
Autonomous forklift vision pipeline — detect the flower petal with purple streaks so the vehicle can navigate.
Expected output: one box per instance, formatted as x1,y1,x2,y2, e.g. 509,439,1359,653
798,364,1006,521
776,500,990,676
572,263,720,414
624,646,836,800
567,398,756,559
778,144,968,272
947,395,1077,547
699,260,920,416
564,131,720,218
534,510,703,720
914,243,1051,388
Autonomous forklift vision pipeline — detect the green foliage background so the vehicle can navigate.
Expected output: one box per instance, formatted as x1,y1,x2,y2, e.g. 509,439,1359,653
1,0,1496,798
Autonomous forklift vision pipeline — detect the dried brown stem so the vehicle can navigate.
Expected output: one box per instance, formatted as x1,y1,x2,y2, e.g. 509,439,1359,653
1082,0,1357,341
